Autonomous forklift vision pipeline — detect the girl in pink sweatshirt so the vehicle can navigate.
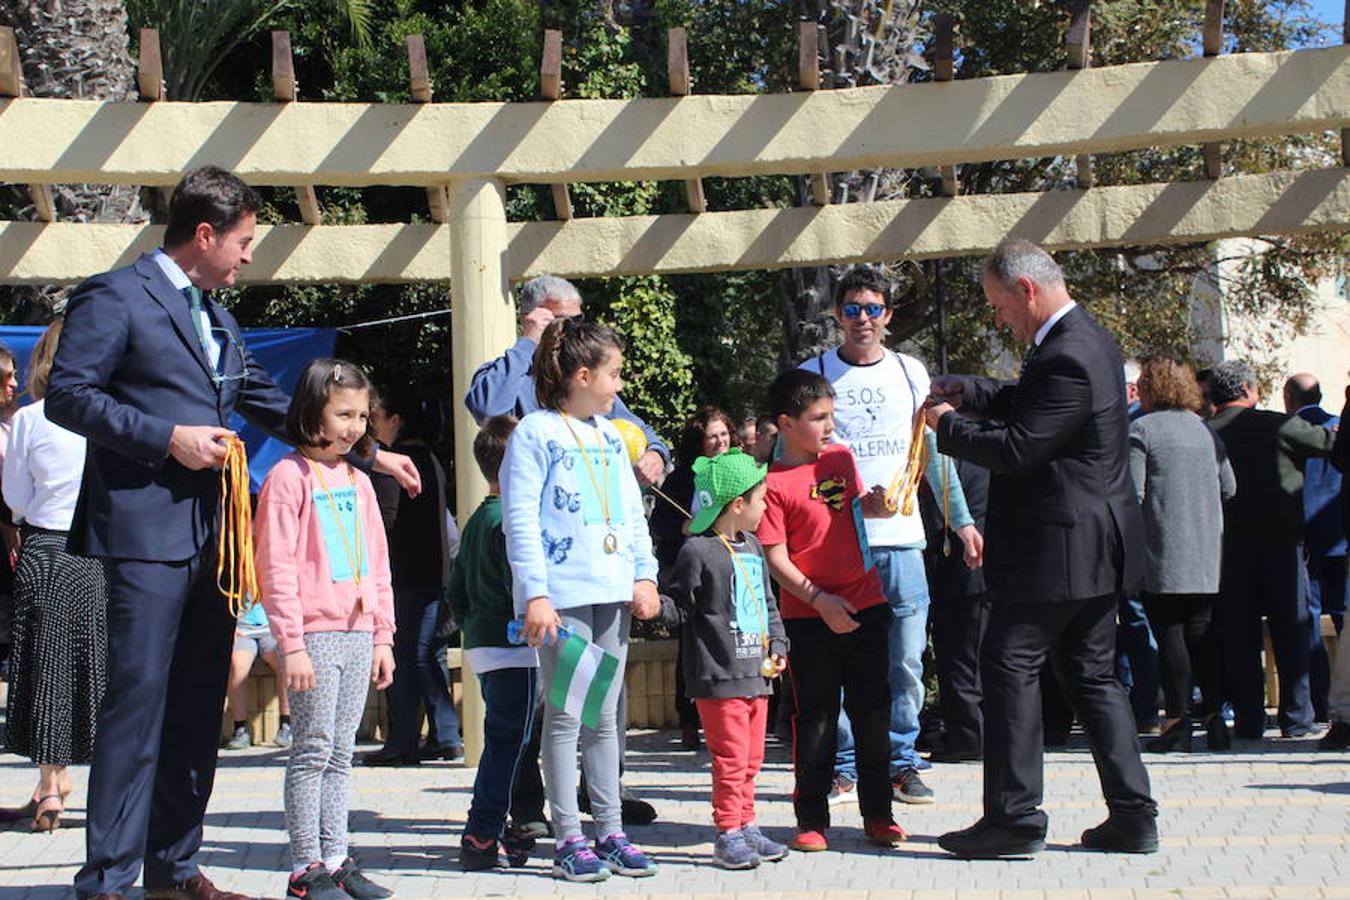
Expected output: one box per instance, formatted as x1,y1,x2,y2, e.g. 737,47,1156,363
255,358,396,900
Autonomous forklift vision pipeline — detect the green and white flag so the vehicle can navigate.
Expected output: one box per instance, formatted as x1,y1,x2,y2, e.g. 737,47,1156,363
547,626,620,730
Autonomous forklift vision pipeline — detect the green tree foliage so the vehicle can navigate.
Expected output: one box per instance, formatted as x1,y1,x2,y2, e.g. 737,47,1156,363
17,0,1332,455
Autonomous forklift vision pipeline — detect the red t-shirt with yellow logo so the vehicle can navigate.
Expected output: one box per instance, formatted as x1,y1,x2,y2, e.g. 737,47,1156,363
757,443,886,620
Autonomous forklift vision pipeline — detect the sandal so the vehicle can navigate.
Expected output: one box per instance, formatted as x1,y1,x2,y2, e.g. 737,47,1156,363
31,794,62,833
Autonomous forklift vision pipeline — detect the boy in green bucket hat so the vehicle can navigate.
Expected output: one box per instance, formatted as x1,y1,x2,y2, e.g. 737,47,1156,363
659,448,790,870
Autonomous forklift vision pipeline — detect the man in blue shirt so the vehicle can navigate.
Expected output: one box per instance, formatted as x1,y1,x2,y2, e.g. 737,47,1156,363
464,275,669,484
1283,373,1345,721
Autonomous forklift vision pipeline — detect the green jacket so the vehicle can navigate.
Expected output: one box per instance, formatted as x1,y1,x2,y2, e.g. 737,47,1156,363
446,495,515,649
1210,404,1334,540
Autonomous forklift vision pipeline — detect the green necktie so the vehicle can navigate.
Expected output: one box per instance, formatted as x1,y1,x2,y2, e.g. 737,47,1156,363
182,285,213,359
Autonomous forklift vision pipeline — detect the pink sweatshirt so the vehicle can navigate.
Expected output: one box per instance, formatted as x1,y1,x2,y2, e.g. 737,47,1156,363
255,451,395,655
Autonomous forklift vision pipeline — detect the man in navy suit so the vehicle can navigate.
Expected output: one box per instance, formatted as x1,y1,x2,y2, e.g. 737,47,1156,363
46,167,418,900
923,238,1156,859
1283,373,1345,720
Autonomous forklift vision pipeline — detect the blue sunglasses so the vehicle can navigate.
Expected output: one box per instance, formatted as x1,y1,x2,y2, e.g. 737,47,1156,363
841,302,887,319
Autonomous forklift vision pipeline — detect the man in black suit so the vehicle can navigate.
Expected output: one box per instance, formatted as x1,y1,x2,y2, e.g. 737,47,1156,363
47,167,419,900
923,238,1156,858
1208,361,1333,739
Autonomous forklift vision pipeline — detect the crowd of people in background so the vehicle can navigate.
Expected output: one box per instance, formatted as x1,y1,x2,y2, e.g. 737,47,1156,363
0,167,1344,900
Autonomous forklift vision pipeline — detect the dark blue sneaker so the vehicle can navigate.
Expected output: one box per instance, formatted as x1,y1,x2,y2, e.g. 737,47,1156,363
595,832,657,877
712,830,760,870
742,823,789,862
552,836,610,882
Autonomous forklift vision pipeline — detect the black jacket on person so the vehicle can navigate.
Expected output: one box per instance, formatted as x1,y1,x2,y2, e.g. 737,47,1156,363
935,304,1144,603
658,532,789,700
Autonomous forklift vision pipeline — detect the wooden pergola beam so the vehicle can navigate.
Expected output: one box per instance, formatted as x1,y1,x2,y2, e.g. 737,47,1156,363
668,27,706,214
0,48,1344,187
137,28,165,101
0,27,54,223
933,14,958,197
271,31,320,225
406,35,448,223
540,28,573,221
1202,0,1225,179
1066,1,1093,189
5,169,1342,285
799,21,831,206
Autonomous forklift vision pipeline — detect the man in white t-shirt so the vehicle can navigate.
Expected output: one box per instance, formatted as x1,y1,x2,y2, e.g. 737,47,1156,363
800,266,983,805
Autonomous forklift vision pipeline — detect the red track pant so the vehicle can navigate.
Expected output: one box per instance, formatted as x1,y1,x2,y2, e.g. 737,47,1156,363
695,695,769,832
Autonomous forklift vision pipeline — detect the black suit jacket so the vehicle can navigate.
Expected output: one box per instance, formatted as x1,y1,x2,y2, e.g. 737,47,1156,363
935,304,1144,603
46,253,292,562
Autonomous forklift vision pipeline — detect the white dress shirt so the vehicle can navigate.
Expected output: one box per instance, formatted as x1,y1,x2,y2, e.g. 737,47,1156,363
152,249,222,371
2,399,87,531
1033,299,1077,347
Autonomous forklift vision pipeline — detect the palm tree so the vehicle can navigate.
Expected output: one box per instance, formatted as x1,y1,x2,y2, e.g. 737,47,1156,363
0,0,146,320
125,0,373,101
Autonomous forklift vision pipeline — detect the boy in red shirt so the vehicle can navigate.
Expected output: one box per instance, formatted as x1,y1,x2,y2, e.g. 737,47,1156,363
758,369,907,852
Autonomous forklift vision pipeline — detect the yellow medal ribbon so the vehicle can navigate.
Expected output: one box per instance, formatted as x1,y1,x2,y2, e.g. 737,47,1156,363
883,412,953,556
715,532,779,679
562,415,619,554
216,436,260,617
302,450,366,609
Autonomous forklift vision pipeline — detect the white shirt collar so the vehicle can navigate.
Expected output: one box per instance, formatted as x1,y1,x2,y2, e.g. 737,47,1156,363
152,249,193,291
1033,300,1076,347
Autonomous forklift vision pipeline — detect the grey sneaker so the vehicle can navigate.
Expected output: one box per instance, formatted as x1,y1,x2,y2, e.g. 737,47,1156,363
223,726,251,750
826,774,855,806
741,823,788,862
712,830,760,870
272,722,293,748
893,767,935,804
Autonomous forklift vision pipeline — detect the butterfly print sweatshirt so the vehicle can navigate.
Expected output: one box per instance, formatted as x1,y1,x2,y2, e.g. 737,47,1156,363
501,409,658,615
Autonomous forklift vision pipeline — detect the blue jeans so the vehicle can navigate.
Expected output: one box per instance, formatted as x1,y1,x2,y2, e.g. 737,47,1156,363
1114,595,1160,728
834,547,929,777
385,589,461,753
465,667,538,839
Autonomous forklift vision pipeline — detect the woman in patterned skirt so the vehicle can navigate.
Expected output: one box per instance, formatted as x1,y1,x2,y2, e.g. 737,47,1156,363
2,318,107,832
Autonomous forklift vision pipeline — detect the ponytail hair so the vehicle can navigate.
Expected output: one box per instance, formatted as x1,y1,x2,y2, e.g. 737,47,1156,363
533,317,623,411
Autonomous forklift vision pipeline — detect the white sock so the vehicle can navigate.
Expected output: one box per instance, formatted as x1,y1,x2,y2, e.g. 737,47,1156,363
324,854,347,873
291,862,318,878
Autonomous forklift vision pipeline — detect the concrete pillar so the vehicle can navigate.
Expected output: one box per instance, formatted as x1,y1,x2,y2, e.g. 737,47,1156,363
448,176,515,767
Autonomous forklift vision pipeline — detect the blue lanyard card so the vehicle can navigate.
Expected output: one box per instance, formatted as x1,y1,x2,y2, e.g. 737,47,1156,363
851,495,876,572
732,551,768,636
312,485,368,583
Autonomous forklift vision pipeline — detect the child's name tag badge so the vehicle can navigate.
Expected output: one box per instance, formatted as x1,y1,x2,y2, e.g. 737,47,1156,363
851,496,876,571
312,485,369,583
732,552,768,636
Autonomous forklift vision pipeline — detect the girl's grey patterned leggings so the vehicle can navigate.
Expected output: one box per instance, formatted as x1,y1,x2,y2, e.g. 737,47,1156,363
285,630,373,868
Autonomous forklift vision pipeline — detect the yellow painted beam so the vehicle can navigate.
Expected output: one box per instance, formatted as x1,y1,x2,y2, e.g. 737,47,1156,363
0,49,1344,187
1,169,1345,285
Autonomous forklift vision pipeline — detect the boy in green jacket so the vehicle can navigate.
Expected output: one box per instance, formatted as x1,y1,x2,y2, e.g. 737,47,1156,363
447,414,539,870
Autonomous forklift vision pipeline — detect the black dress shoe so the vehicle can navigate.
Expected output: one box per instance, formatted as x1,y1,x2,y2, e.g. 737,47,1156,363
937,820,1045,859
1204,713,1232,751
1318,720,1350,750
1145,718,1192,753
362,747,421,767
928,745,982,764
1080,816,1158,854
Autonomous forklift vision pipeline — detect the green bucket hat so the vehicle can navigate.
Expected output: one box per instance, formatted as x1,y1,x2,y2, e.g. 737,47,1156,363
688,448,767,535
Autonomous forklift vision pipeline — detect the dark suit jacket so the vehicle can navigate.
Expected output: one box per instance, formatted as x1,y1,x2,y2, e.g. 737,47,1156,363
935,304,1143,603
1296,406,1345,558
46,252,291,562
1209,403,1333,545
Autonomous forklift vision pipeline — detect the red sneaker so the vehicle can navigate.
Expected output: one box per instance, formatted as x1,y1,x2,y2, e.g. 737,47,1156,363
864,819,909,846
789,829,829,852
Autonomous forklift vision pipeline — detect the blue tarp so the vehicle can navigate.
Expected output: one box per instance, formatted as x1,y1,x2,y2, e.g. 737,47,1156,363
0,326,336,491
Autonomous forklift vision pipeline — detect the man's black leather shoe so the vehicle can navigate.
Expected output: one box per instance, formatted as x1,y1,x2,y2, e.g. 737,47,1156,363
937,820,1045,859
1318,721,1350,750
1079,816,1159,854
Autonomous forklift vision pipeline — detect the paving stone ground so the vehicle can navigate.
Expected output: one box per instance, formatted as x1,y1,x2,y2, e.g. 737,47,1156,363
1,729,1347,899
